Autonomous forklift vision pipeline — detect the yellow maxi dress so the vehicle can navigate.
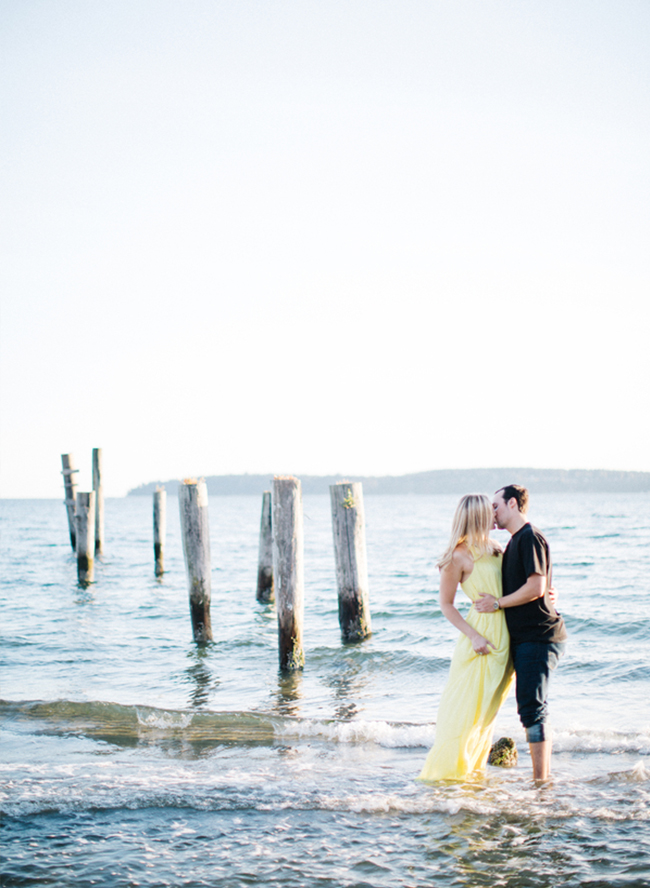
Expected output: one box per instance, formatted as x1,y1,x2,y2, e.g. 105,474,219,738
418,551,514,781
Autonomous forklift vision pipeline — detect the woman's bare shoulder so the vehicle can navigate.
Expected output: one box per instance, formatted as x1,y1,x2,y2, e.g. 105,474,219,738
451,543,474,568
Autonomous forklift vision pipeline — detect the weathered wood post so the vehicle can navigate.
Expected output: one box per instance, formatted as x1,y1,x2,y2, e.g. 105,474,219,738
61,454,78,550
273,476,305,670
92,448,104,554
75,491,95,585
272,476,305,670
178,478,213,643
153,487,166,577
330,481,372,643
256,490,274,603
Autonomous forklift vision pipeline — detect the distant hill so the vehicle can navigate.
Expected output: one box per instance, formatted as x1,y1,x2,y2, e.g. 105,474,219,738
127,468,650,496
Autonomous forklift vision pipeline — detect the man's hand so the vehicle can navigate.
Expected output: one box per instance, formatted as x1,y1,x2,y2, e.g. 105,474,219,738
548,585,558,606
474,593,499,613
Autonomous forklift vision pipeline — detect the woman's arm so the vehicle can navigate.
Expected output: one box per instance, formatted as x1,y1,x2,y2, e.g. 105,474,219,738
439,555,496,655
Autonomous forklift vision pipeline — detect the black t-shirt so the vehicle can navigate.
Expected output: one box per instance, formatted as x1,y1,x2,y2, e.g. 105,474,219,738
503,523,567,644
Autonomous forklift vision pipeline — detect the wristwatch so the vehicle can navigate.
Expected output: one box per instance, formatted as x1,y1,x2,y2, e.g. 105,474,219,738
493,598,500,611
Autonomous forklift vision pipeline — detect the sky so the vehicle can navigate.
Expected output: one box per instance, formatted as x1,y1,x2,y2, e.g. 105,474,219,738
1,0,649,498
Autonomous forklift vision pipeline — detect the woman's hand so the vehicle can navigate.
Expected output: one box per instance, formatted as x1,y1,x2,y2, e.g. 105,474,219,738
471,633,496,655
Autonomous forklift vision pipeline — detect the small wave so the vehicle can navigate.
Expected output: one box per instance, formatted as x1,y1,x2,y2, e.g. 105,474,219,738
567,615,650,636
4,764,648,823
0,699,276,748
135,708,193,730
0,783,487,820
276,718,435,748
5,700,650,756
588,761,650,785
554,728,650,755
0,699,434,750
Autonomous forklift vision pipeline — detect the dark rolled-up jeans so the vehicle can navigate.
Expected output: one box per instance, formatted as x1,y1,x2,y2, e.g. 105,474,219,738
511,641,566,743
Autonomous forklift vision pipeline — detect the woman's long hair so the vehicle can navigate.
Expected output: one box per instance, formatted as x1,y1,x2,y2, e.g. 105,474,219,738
437,494,500,570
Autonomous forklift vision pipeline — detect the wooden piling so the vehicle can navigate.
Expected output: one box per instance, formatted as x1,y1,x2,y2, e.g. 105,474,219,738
178,478,213,643
256,490,274,603
92,448,104,554
330,481,372,643
61,454,79,550
75,491,95,585
153,487,166,577
272,476,305,670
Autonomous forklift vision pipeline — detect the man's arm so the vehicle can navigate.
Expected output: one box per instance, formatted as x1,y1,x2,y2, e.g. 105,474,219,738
474,573,545,613
497,573,545,608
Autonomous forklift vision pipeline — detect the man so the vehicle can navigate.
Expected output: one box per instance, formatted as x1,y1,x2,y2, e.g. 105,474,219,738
475,484,567,781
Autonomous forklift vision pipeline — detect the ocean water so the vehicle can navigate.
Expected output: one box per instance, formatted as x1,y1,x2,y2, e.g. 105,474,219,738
1,492,649,887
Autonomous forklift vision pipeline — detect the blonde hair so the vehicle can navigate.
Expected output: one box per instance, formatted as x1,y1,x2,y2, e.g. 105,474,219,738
437,494,500,570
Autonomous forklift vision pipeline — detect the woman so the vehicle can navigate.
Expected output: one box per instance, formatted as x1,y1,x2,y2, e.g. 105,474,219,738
418,494,514,781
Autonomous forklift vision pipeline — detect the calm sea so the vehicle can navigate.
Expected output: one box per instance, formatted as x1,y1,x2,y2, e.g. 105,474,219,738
1,493,649,887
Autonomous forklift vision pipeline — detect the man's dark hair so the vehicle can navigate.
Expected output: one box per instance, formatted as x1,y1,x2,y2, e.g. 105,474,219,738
496,484,529,513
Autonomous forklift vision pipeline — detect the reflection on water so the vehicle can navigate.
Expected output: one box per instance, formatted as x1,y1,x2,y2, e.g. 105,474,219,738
273,670,304,716
185,646,219,708
74,587,95,606
325,654,369,721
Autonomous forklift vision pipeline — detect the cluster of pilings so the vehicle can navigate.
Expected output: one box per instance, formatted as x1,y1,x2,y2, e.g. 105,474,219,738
61,450,104,586
61,460,372,669
163,476,372,668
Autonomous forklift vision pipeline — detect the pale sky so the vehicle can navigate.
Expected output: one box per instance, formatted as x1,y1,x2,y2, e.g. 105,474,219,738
1,0,649,498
